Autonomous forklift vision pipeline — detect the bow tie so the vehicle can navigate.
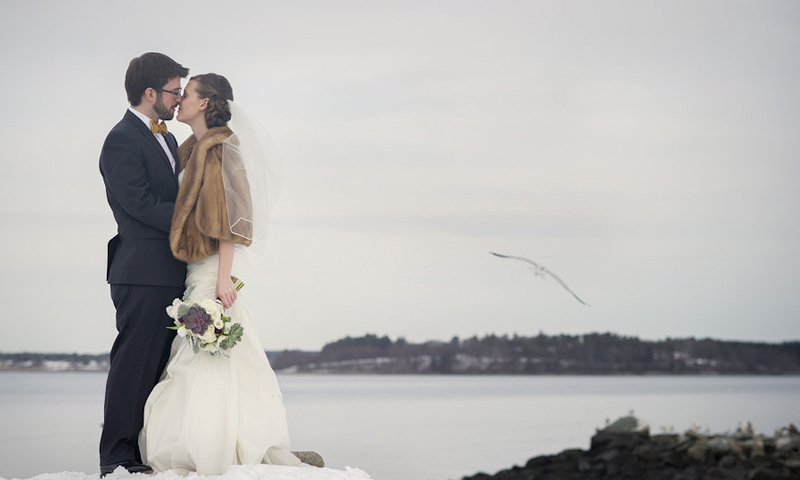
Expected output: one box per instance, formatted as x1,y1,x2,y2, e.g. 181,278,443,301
150,120,168,136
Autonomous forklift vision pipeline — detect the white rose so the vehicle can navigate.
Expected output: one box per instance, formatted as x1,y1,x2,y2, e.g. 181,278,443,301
165,298,183,319
199,299,223,320
176,325,188,337
201,325,217,344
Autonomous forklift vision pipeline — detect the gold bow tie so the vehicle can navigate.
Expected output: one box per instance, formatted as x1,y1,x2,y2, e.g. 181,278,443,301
150,120,168,136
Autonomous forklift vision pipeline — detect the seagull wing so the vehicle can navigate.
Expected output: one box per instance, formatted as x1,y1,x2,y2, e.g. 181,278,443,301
544,269,589,306
489,251,542,269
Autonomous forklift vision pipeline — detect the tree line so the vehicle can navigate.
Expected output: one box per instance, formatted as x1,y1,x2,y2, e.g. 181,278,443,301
269,332,800,374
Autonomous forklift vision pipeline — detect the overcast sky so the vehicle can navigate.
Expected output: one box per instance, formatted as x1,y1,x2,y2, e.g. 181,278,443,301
0,0,798,354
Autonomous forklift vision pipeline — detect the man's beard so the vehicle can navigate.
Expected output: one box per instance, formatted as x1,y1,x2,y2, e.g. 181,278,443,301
154,94,174,121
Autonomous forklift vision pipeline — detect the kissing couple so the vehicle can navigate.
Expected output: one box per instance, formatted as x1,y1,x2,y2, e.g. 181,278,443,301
98,52,302,476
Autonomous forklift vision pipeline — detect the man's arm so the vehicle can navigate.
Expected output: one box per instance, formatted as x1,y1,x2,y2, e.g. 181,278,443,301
100,129,174,233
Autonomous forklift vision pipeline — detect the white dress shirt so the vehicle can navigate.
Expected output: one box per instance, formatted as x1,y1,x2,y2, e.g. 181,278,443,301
128,106,177,173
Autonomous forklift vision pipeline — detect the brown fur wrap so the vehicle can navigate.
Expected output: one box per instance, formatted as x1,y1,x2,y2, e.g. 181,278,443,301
170,126,252,263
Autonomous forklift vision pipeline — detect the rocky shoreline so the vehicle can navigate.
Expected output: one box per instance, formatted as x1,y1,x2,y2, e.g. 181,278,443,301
462,416,800,480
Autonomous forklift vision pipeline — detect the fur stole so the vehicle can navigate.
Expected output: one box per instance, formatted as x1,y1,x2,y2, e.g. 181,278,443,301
169,126,252,263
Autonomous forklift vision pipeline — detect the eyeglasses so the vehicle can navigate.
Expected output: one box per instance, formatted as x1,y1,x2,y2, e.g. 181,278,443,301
155,87,182,97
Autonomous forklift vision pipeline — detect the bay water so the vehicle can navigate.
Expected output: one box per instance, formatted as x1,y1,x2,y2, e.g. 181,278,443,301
1,372,798,480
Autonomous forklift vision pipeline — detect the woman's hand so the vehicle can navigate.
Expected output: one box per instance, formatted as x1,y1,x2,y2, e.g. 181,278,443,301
216,275,237,308
216,240,237,308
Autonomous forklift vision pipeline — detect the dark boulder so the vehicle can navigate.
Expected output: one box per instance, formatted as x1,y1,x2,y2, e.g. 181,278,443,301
462,416,800,480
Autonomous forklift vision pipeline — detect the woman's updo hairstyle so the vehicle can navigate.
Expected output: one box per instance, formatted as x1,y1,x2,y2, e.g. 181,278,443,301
192,73,234,128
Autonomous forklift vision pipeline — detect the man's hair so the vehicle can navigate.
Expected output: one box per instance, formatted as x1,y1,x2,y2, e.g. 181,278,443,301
125,53,189,106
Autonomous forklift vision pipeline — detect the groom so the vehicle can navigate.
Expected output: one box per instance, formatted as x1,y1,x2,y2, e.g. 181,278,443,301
98,52,189,476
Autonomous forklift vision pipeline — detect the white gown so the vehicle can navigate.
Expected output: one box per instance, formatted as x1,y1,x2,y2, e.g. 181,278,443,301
139,245,300,474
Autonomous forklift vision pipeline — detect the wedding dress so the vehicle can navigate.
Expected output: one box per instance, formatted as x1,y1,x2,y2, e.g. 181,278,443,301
139,244,301,474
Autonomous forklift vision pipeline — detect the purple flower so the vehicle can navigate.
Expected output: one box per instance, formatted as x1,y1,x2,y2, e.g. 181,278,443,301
181,306,212,335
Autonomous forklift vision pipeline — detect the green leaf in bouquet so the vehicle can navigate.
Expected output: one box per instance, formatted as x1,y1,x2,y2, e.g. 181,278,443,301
220,323,244,350
176,303,190,318
182,285,196,302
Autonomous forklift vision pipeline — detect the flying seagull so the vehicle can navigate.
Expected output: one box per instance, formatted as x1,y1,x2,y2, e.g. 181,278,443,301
489,252,589,306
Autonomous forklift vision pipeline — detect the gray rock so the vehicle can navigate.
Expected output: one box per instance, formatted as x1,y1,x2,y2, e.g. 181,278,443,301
702,467,741,480
741,439,766,458
674,467,701,480
524,455,551,469
746,467,782,480
689,438,709,463
731,442,747,460
718,454,738,468
595,448,619,462
591,415,650,451
653,433,681,446
634,444,659,461
292,451,324,468
603,416,640,432
709,437,735,455
736,421,755,439
605,415,649,434
775,436,799,453
464,473,493,480
687,430,708,440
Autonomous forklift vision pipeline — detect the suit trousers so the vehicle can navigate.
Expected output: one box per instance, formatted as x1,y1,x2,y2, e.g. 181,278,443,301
99,284,184,465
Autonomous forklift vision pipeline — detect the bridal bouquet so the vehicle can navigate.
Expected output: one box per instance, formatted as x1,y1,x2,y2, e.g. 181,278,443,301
166,277,245,355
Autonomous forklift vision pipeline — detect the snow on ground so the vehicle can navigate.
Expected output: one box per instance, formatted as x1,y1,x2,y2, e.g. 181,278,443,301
4,464,372,480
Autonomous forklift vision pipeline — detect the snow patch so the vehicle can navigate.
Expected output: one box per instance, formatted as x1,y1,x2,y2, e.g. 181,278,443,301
5,464,372,480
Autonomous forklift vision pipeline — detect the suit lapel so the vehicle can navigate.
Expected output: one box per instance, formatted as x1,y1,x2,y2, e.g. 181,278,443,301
123,110,178,185
166,134,180,181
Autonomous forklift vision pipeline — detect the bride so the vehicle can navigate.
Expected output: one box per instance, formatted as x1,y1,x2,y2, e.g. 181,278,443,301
139,73,301,474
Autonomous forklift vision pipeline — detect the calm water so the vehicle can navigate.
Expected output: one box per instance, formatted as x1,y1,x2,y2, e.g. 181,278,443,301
0,372,798,480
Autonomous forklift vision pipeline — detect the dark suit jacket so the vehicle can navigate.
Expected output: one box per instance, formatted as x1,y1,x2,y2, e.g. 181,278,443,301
100,110,187,287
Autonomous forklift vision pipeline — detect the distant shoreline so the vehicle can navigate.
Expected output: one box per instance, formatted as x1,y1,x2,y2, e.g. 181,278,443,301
4,332,800,375
2,368,799,376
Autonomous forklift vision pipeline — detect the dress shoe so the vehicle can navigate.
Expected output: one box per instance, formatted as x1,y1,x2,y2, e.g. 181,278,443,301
100,460,153,477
